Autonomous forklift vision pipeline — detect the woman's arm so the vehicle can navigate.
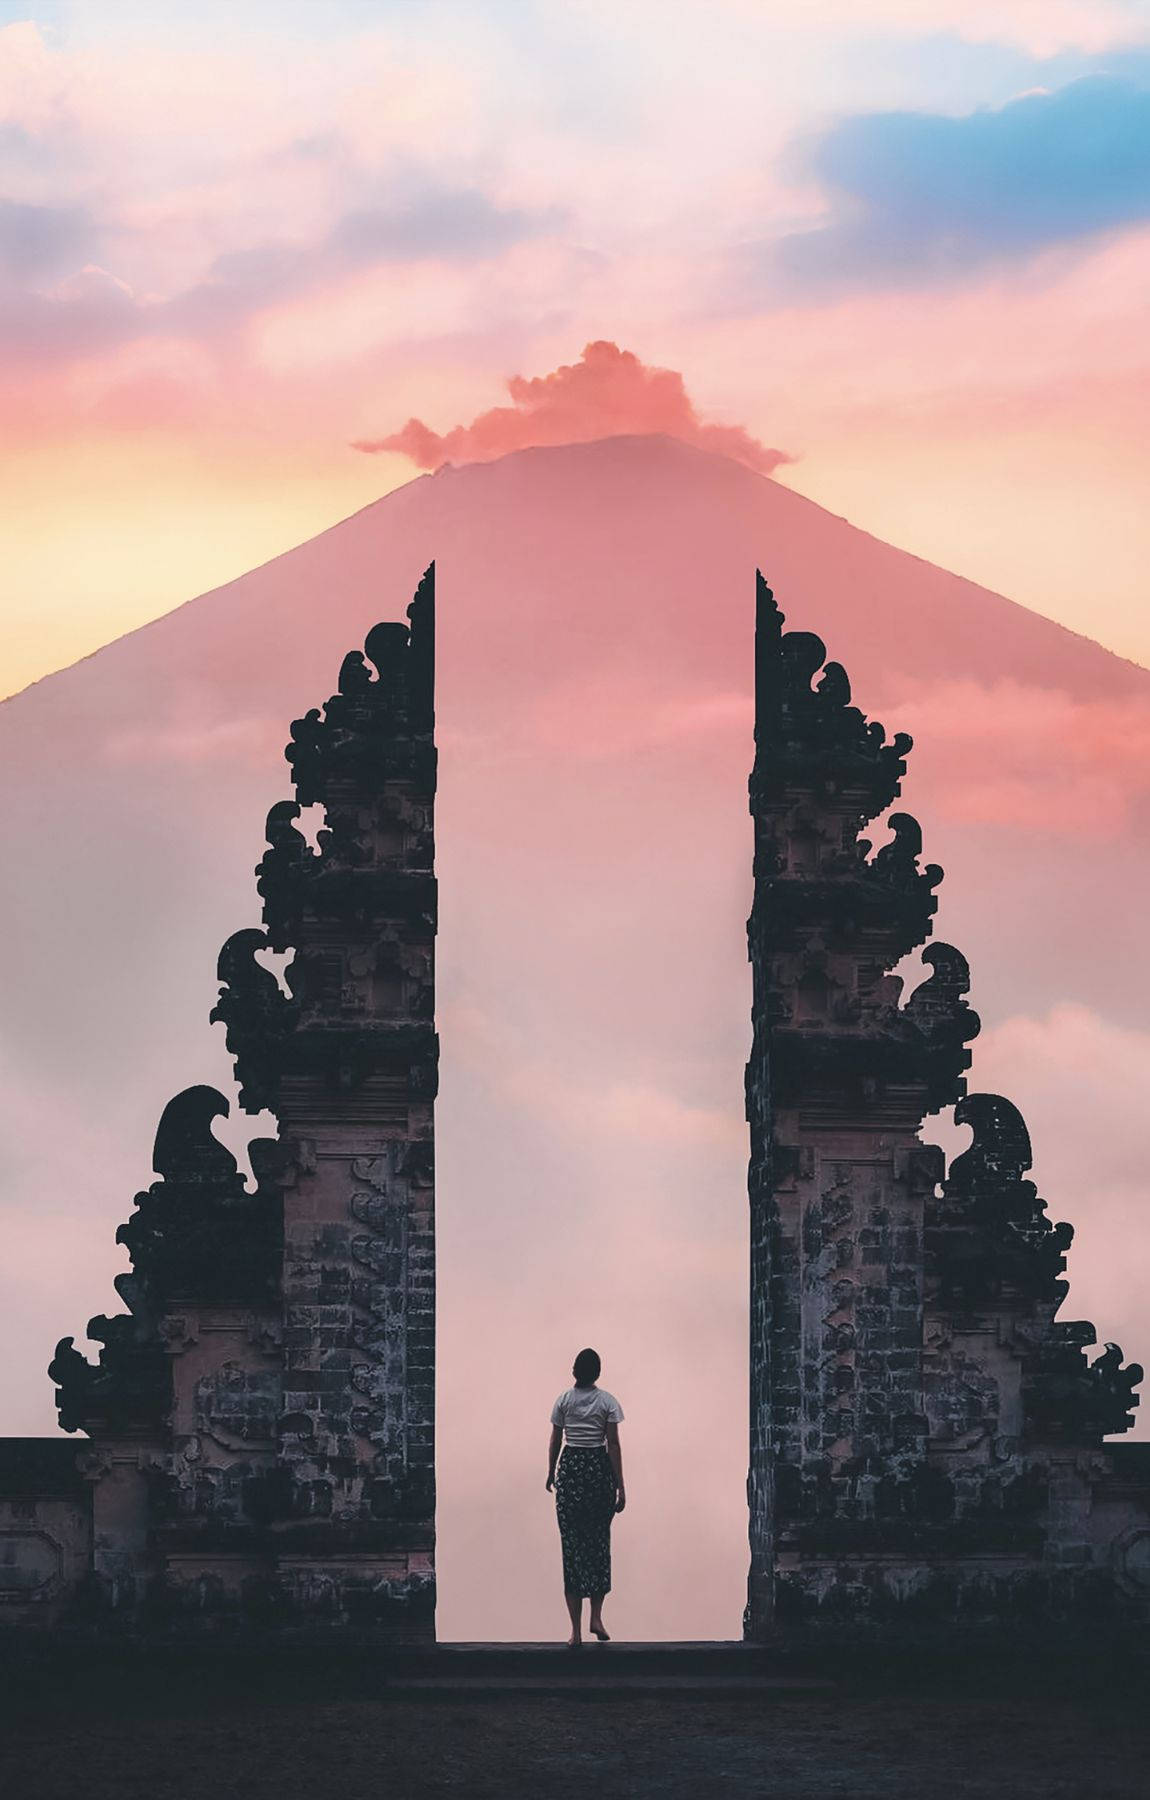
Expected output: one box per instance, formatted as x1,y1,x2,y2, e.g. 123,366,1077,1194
545,1424,562,1490
606,1421,625,1511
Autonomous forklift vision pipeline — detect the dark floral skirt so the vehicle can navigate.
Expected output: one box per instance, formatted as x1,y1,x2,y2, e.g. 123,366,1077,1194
555,1445,618,1598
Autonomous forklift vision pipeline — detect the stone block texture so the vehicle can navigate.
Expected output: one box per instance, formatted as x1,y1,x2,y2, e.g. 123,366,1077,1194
3,561,1147,1644
4,569,437,1640
745,572,1149,1637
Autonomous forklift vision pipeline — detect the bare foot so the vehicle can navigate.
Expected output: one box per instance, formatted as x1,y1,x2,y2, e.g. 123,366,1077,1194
589,1620,610,1641
567,1634,583,1648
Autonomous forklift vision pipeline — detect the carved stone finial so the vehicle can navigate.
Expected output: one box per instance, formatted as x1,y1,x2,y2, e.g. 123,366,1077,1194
751,570,913,823
337,650,373,697
816,661,851,708
49,1085,282,1434
927,1087,1143,1439
904,944,978,1033
948,1093,1033,1195
284,574,436,809
1025,1326,1143,1442
211,928,298,1113
257,799,317,951
49,1315,170,1437
1089,1343,1143,1435
117,1087,281,1312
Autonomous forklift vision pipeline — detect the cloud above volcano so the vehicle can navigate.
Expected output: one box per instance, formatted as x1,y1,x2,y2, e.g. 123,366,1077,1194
352,340,792,476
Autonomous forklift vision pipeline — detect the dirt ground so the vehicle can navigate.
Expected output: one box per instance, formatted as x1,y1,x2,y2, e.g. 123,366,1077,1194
2,1666,1147,1800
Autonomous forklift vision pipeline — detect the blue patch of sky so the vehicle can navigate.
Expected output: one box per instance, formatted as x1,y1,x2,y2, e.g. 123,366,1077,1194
774,73,1150,291
793,30,1138,120
0,1,63,28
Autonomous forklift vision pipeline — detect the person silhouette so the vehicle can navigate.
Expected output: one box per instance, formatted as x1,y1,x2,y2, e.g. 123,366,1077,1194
545,1347,626,1646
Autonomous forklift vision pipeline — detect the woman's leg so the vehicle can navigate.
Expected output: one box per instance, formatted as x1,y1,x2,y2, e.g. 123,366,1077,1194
588,1591,609,1639
565,1587,583,1646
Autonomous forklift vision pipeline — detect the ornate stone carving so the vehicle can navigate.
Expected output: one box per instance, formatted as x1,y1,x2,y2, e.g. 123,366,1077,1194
928,1093,1076,1310
751,575,912,817
193,1362,280,1449
210,929,298,1114
234,567,437,1616
22,555,1145,1639
116,1086,282,1310
48,1087,281,1437
1024,1324,1142,1442
284,568,435,809
746,570,1145,1636
256,801,317,953
49,1315,169,1437
0,1530,63,1598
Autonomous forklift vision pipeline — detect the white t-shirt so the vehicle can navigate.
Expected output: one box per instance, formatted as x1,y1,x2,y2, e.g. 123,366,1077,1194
551,1385,624,1447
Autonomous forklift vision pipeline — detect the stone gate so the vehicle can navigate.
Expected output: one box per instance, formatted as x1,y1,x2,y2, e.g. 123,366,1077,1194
2,568,437,1638
0,566,1147,1639
745,573,1149,1633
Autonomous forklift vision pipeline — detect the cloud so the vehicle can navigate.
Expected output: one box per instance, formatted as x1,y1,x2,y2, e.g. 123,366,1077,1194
0,197,96,281
970,1003,1150,1195
171,186,552,334
871,0,1146,54
875,677,1150,835
102,716,284,767
0,263,140,364
353,339,792,475
777,76,1150,289
330,187,554,265
660,0,1150,58
939,1004,1150,1375
0,180,552,364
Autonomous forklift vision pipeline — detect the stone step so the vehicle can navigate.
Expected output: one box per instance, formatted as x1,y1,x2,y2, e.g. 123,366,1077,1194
430,1638,787,1661
375,1641,835,1696
384,1673,833,1698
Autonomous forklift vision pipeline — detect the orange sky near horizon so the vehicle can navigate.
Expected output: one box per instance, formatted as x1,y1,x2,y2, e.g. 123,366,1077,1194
6,391,1149,703
3,7,1150,698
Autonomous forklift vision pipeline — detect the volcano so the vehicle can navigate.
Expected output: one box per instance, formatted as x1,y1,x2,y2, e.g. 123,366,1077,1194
2,433,1147,1640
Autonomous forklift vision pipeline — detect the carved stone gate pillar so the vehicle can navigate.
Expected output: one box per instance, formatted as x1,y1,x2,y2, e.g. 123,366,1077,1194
745,574,977,1636
252,567,438,1636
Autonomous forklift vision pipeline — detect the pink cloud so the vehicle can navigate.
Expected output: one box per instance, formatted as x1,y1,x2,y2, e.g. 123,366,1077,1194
972,1003,1150,1192
103,716,284,767
874,678,1150,835
352,340,793,476
959,1005,1150,1375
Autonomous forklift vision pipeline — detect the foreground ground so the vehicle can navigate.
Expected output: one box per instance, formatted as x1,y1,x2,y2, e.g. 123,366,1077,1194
4,1648,1144,1800
4,1663,1144,1792
3,1696,1147,1800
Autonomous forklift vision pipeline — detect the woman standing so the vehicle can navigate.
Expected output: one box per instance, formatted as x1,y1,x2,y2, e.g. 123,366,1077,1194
546,1347,625,1646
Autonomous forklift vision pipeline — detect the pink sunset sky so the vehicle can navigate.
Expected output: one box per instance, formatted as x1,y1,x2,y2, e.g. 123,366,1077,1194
4,1,1150,696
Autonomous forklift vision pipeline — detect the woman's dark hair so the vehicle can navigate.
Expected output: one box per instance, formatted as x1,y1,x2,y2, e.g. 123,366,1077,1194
572,1347,601,1387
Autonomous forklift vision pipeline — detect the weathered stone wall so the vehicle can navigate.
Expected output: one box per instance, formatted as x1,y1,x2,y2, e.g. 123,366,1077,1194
745,572,1149,1636
0,1443,89,1628
256,575,437,1631
3,559,1145,1644
1,572,437,1639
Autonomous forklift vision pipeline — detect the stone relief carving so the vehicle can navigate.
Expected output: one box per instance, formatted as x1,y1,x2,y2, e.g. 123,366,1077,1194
746,569,1145,1634
0,1530,63,1598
